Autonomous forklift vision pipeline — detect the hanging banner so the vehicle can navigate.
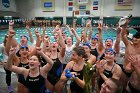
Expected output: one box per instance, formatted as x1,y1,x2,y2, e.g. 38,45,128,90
115,0,133,10
41,0,55,12
0,0,16,12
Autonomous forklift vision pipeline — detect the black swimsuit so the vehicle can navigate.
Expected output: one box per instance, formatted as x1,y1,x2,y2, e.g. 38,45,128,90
70,65,84,93
99,63,115,89
90,48,98,59
26,70,46,93
47,54,62,85
18,62,29,87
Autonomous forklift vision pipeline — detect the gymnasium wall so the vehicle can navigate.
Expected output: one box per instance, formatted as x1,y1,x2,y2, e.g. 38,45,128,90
15,0,140,19
103,0,140,16
0,0,18,16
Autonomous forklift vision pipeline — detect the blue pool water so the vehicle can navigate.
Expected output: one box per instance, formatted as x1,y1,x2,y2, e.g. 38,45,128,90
0,27,137,45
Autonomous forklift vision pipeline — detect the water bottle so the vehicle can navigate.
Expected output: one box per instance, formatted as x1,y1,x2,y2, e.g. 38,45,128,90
46,89,51,93
119,14,132,26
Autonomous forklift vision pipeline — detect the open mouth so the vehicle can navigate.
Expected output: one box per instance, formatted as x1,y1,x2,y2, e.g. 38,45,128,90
29,63,34,67
107,44,111,46
23,53,27,55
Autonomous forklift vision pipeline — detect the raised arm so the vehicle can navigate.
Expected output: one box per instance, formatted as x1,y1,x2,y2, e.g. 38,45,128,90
35,29,42,47
86,19,92,41
42,26,46,42
121,20,130,47
96,60,108,81
66,25,73,37
71,28,81,46
5,29,18,55
26,25,34,44
56,28,66,58
97,22,105,54
5,47,27,74
114,26,121,59
36,47,53,73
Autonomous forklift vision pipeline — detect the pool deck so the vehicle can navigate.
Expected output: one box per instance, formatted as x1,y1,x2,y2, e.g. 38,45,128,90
0,64,18,93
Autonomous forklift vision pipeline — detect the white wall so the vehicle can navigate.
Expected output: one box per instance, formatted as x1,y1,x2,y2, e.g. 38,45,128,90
0,0,17,12
103,0,140,16
16,0,64,19
16,0,140,19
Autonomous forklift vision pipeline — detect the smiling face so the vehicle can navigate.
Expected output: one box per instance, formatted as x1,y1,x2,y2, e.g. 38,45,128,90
91,38,98,45
104,51,115,62
71,46,86,62
66,37,72,45
19,47,29,58
20,36,28,45
54,33,58,40
83,45,90,54
50,42,58,51
62,32,66,39
105,39,113,49
44,35,50,49
100,79,117,93
28,56,40,70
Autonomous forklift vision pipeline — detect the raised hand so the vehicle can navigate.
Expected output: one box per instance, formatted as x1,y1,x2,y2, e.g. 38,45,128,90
8,29,16,38
9,20,14,26
96,60,104,74
44,35,50,42
71,28,76,33
98,22,103,33
9,47,16,56
42,26,46,31
25,25,30,30
73,19,76,25
116,24,122,34
86,19,91,27
35,29,40,37
36,47,42,55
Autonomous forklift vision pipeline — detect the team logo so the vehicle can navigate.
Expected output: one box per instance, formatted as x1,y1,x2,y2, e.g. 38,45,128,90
2,0,10,8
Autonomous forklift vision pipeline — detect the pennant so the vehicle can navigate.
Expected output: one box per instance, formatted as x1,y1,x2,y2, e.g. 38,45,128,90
68,2,73,6
93,7,98,10
75,10,79,15
93,1,98,5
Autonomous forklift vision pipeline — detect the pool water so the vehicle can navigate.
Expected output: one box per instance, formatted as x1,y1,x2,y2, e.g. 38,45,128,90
0,27,137,45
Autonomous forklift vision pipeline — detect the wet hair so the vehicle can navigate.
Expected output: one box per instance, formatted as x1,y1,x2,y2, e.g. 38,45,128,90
31,54,42,64
73,46,87,58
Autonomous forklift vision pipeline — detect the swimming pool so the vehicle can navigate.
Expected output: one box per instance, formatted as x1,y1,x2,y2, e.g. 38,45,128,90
0,27,137,45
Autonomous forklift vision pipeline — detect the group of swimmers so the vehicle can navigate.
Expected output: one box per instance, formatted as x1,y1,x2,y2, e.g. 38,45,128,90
0,18,140,93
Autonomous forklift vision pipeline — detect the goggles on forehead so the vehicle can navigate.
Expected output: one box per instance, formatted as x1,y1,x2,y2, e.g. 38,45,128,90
105,38,113,42
105,48,116,55
20,35,29,40
20,45,28,50
83,42,91,49
91,36,98,40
